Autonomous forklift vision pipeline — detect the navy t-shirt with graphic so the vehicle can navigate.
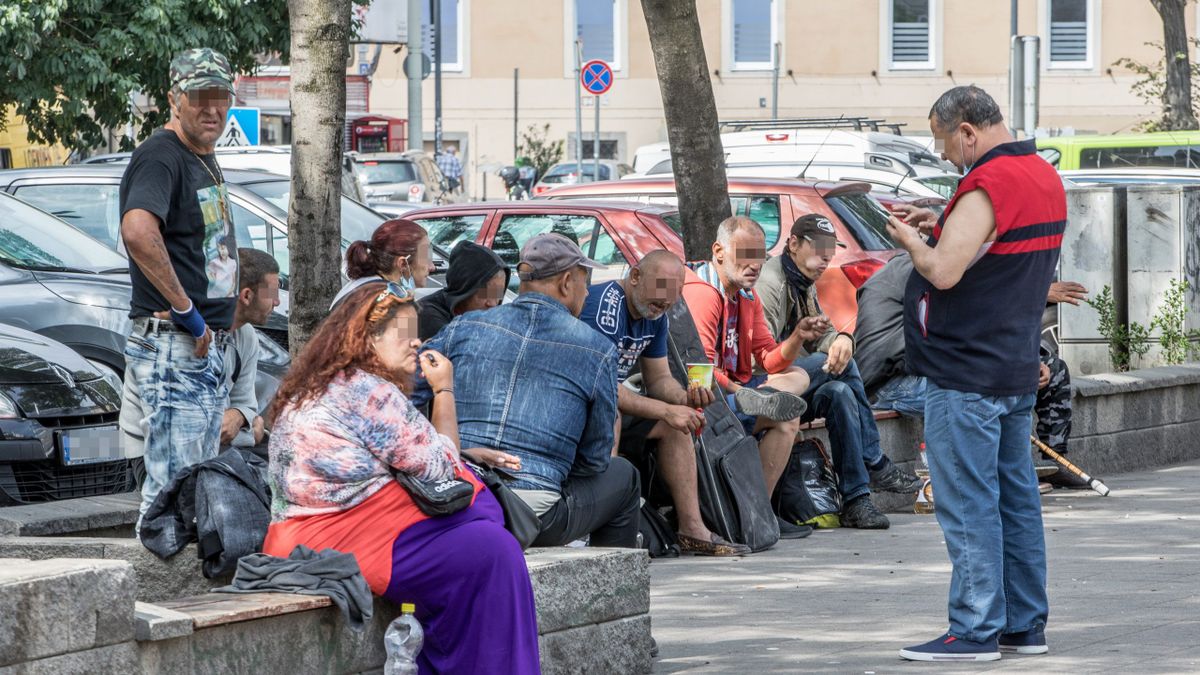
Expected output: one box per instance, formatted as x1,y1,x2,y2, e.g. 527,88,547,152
581,281,668,382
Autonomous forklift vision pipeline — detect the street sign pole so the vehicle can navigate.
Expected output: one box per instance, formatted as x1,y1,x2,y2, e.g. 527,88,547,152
579,59,614,185
593,94,600,183
574,40,583,179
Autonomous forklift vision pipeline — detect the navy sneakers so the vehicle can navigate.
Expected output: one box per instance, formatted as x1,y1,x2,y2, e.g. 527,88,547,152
999,628,1048,654
899,633,1001,662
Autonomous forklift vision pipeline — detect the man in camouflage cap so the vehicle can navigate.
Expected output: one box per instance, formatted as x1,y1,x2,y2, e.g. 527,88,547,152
119,47,242,530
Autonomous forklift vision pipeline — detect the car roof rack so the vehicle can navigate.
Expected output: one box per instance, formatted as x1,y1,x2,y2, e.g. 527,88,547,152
719,117,908,135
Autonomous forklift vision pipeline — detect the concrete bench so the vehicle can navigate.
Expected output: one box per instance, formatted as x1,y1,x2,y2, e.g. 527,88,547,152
0,492,139,537
0,542,652,675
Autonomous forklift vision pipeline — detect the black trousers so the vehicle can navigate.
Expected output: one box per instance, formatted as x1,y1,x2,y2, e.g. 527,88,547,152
534,456,641,548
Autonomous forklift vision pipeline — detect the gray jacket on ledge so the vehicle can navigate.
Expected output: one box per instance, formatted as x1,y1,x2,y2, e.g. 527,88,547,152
757,255,843,357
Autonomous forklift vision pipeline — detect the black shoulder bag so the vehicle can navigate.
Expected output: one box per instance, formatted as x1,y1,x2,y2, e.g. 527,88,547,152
394,471,475,516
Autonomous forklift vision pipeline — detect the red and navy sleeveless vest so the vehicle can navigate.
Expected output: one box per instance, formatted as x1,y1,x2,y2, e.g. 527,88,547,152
903,139,1065,396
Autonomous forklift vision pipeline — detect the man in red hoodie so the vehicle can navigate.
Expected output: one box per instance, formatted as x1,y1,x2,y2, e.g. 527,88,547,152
682,216,826,539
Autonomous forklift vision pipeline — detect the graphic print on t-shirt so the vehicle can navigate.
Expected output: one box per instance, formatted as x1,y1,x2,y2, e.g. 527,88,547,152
198,184,238,299
722,299,739,373
583,281,669,382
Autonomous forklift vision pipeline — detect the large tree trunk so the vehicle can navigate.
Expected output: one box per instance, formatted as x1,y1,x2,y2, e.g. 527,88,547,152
1152,0,1199,130
640,0,731,261
287,0,350,354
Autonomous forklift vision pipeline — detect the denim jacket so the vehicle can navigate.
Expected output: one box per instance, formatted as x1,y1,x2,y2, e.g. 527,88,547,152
418,293,619,491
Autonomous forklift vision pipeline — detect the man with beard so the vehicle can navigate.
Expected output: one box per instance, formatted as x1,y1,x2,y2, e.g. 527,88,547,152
581,251,750,556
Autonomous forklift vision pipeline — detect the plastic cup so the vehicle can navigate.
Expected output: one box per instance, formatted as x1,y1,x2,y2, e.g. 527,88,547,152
686,363,714,389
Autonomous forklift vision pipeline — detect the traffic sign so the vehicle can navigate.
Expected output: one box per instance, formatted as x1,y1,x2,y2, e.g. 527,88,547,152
220,107,260,146
580,60,613,96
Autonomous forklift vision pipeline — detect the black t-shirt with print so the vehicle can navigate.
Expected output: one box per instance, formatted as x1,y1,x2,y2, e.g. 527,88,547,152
119,129,239,329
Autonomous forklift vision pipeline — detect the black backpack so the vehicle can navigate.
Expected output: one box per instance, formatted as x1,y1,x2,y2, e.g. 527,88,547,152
638,503,680,558
773,438,843,528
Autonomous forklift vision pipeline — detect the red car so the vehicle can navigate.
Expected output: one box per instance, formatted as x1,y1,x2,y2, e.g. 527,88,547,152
404,200,683,289
543,177,941,332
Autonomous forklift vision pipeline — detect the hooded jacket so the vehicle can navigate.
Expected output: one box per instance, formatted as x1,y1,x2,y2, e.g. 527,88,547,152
418,241,510,341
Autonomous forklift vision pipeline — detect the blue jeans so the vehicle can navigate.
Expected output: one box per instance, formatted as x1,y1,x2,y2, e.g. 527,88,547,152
122,320,231,521
924,382,1048,642
871,375,928,418
794,354,873,502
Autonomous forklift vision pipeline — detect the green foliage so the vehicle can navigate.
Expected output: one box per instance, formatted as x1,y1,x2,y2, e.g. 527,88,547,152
1112,38,1200,132
1086,284,1151,371
0,0,291,153
517,123,564,180
1150,278,1194,365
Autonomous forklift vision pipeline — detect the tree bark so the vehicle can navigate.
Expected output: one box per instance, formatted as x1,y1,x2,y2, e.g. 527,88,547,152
287,0,351,354
1152,0,1199,130
640,0,731,261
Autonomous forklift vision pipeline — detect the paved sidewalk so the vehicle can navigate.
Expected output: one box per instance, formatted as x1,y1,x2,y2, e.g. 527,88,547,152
649,461,1200,673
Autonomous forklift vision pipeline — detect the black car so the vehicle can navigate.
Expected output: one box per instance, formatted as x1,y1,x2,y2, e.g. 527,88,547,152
0,323,132,504
0,192,289,410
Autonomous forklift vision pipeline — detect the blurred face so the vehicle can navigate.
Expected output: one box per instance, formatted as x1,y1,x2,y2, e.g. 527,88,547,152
931,118,977,173
395,236,433,287
714,227,767,291
241,273,281,326
171,87,231,152
217,242,229,260
786,235,836,281
372,305,422,380
628,261,683,320
457,270,507,314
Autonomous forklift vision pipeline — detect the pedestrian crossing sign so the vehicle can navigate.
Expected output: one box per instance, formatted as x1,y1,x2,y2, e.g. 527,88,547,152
220,107,260,146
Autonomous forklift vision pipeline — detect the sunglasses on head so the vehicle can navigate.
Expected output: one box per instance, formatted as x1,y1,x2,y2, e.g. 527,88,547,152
367,281,413,323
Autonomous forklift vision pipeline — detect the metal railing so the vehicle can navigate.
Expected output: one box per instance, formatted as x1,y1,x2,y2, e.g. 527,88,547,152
718,117,908,135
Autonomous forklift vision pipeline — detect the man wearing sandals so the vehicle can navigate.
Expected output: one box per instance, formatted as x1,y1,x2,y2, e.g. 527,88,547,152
581,250,750,556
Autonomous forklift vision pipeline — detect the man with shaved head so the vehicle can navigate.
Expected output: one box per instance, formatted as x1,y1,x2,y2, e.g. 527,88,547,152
581,250,749,556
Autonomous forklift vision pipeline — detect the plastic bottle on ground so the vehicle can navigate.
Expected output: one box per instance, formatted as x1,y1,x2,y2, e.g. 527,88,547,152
383,602,424,675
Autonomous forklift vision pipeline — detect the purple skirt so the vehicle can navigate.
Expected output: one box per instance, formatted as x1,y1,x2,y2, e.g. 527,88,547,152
384,487,541,674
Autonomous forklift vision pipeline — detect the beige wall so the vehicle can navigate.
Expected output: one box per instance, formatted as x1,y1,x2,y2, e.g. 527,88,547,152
370,0,1190,199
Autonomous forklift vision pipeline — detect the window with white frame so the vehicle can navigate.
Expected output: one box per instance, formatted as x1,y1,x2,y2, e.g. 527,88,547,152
1048,0,1092,68
888,0,935,70
730,0,776,70
422,0,463,71
576,0,619,67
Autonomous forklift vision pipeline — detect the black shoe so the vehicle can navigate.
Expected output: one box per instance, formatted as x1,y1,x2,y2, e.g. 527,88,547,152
735,386,807,421
841,495,890,529
869,459,922,493
776,516,814,539
1044,464,1090,489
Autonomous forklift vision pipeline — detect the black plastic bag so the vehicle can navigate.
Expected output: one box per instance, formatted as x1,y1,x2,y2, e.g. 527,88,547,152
773,438,843,528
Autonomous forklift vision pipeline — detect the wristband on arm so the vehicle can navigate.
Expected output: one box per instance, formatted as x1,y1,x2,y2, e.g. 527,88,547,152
169,301,207,339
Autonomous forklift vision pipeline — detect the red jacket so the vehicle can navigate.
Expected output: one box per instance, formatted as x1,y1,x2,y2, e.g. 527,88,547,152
681,266,791,389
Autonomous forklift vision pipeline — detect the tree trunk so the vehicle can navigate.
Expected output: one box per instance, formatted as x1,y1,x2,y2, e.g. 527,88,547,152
640,0,731,261
1152,0,1199,130
287,0,351,354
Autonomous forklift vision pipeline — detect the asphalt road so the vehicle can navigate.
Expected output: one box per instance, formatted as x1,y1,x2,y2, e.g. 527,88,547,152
649,460,1200,673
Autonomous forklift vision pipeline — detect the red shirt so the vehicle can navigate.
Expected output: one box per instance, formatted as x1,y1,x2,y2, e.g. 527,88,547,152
681,267,791,389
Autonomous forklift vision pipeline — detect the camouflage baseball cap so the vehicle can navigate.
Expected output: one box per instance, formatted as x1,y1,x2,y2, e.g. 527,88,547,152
169,48,235,94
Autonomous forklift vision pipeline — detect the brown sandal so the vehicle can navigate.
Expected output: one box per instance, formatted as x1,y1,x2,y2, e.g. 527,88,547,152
677,533,752,557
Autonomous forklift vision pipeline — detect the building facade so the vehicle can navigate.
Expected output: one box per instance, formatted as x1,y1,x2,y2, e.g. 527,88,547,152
366,0,1194,198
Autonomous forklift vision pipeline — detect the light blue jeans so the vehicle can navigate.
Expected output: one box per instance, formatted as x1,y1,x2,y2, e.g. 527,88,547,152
122,320,230,521
924,382,1048,642
871,375,928,418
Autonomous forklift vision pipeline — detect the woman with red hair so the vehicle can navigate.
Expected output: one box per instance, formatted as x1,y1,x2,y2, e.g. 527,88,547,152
331,218,434,309
265,283,540,673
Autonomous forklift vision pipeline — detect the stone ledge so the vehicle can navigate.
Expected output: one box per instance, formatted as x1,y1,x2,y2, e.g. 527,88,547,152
526,547,650,633
133,602,193,642
539,614,653,675
0,641,140,675
0,558,135,667
1073,364,1200,398
0,493,139,538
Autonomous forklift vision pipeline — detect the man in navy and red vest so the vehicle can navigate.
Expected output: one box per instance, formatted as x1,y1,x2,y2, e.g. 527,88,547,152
888,86,1064,663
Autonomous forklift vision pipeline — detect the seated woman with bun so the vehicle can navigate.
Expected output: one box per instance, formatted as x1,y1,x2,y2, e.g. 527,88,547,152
332,218,433,309
264,283,540,674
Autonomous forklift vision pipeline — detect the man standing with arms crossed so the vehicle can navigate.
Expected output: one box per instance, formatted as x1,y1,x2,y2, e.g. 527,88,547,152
891,86,1064,662
119,49,240,526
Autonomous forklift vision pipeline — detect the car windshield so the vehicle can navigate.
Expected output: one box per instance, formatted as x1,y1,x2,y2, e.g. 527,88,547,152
239,180,386,243
354,160,418,185
914,175,960,199
824,192,896,251
542,163,611,184
0,194,128,272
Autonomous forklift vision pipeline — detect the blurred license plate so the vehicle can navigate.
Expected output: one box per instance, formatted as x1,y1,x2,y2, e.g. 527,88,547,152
58,426,122,466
